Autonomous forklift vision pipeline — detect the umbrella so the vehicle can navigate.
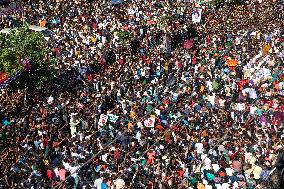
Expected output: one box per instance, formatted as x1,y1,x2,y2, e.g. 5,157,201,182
227,59,238,67
147,20,156,25
161,120,168,126
194,104,202,111
223,56,228,60
111,0,122,5
183,39,194,49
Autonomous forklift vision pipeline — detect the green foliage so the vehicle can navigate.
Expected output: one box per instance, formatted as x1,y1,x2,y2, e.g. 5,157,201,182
159,15,172,28
0,24,55,89
0,48,22,75
117,30,130,45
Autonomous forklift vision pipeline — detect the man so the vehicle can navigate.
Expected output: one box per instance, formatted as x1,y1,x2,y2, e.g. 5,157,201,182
94,175,103,189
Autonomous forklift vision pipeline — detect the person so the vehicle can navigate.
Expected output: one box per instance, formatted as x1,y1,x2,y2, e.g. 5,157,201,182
94,175,103,189
0,0,283,188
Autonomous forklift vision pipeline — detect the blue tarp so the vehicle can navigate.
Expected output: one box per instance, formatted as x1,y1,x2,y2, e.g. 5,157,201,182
111,0,122,4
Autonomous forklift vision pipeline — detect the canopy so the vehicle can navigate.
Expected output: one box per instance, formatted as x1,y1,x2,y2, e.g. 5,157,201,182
29,25,47,32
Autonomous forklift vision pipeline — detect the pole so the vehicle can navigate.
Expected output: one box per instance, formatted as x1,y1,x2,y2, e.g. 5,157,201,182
21,0,24,26
24,83,26,107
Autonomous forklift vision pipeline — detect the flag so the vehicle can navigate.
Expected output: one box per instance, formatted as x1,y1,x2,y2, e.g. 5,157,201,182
107,114,119,123
98,114,108,126
144,118,155,128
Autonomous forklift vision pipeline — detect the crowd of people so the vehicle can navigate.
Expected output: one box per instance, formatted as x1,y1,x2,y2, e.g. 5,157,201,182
1,0,284,188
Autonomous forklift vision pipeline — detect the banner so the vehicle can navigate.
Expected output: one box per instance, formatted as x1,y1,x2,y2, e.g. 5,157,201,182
98,114,108,126
144,118,155,128
192,8,202,23
0,58,30,89
0,72,8,83
0,71,22,89
107,114,119,123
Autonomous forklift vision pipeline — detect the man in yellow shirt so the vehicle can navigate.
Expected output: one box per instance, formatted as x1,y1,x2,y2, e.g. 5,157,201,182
39,18,47,27
90,36,96,43
262,43,271,56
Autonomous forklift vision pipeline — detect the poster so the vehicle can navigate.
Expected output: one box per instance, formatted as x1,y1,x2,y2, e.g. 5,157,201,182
144,118,155,128
98,114,108,126
107,114,119,123
192,8,202,23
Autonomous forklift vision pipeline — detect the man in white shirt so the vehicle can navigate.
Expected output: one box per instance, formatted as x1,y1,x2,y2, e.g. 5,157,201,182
225,167,234,177
94,177,103,189
113,178,125,189
195,142,204,156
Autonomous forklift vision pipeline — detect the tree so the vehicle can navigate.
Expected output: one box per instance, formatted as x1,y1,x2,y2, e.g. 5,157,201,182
117,30,131,46
0,24,56,89
0,48,22,76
